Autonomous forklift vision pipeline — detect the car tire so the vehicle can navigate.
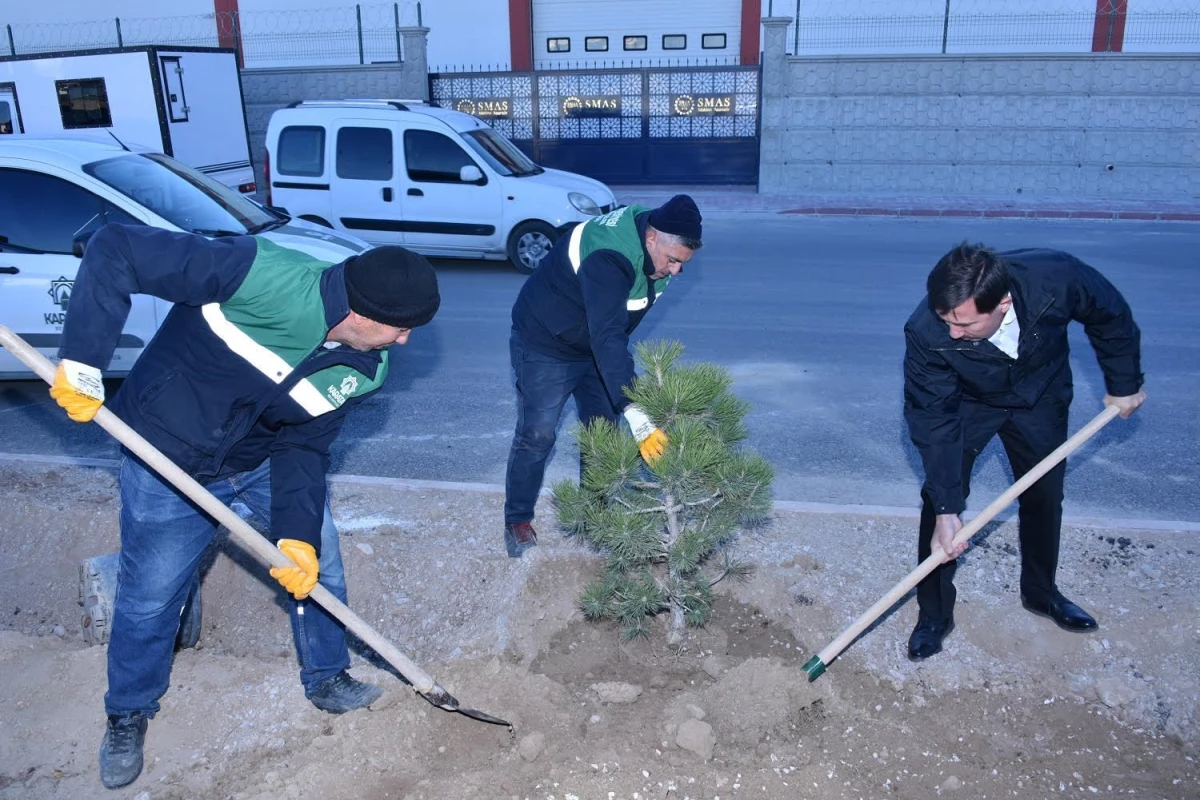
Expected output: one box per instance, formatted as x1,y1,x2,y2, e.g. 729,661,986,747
507,221,558,274
300,215,334,228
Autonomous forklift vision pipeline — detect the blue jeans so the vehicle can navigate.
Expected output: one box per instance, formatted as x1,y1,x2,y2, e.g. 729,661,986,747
105,455,350,717
504,331,618,524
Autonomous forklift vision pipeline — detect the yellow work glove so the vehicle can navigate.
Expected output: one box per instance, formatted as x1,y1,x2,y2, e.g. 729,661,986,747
49,359,105,423
269,539,319,599
623,404,669,465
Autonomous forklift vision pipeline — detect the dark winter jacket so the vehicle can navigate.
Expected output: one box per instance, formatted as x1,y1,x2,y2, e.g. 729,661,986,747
903,248,1143,515
511,205,668,412
59,224,388,552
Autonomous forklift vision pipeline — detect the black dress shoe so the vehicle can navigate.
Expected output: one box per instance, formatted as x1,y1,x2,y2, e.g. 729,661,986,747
907,614,954,660
1022,593,1098,632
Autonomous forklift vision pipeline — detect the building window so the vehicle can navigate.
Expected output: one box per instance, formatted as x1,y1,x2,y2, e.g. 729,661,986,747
623,35,647,52
585,36,609,52
56,78,112,129
701,33,727,49
547,37,570,53
662,34,687,51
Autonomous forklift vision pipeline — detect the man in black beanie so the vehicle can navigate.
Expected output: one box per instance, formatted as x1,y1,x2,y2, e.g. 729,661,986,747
49,224,439,789
503,194,703,557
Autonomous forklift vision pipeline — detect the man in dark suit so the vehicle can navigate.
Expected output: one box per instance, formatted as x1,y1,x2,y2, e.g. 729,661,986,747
903,241,1145,660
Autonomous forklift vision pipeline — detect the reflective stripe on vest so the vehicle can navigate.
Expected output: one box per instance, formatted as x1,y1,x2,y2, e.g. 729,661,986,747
202,303,337,417
567,223,656,312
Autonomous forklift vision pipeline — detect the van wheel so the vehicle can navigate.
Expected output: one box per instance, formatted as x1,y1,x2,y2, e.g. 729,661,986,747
300,215,334,228
507,221,557,273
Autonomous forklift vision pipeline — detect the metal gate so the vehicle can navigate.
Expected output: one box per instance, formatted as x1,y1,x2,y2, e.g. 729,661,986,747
429,66,760,185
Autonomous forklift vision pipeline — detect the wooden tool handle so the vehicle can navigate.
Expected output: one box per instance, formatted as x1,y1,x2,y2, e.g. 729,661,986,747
0,325,437,694
814,403,1121,668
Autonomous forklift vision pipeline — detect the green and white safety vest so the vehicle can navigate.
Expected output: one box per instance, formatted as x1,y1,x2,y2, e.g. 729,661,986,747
566,204,670,312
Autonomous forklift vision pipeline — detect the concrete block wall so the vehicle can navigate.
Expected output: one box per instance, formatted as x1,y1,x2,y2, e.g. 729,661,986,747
759,19,1199,200
239,27,429,193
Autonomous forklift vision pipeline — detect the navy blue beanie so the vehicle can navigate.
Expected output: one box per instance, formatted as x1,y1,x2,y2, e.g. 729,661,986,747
648,194,702,243
344,246,440,329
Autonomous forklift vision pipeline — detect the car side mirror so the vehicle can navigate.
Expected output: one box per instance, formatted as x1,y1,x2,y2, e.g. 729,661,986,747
459,165,484,184
72,230,96,258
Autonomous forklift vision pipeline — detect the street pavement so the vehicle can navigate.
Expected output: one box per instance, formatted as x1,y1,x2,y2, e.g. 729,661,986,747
0,206,1196,525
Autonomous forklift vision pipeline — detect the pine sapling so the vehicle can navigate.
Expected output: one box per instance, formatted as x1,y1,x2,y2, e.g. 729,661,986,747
554,340,774,644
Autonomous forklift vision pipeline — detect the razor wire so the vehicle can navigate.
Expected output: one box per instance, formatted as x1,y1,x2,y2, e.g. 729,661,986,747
770,0,1199,55
3,0,1197,65
3,2,422,67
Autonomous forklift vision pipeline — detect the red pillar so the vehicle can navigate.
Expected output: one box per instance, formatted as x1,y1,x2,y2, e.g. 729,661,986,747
213,0,244,65
740,0,762,65
509,0,534,71
1091,0,1128,52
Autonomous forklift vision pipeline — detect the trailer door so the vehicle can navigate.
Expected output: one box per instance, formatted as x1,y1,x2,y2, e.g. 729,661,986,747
159,55,189,123
0,83,21,134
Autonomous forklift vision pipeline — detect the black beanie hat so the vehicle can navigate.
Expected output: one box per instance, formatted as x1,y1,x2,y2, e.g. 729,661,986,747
648,194,702,243
343,246,440,329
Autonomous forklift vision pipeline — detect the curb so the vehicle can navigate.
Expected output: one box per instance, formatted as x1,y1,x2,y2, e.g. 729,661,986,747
3,452,1197,534
779,207,1200,222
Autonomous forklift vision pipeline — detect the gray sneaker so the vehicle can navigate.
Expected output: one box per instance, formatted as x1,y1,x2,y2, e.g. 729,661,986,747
99,712,147,789
309,670,383,714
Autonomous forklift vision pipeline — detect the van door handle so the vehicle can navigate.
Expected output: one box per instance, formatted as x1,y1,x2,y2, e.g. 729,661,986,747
0,266,19,275
382,187,393,202
407,188,424,197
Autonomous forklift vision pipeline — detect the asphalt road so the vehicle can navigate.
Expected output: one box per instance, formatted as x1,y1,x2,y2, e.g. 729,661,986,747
1,215,1196,524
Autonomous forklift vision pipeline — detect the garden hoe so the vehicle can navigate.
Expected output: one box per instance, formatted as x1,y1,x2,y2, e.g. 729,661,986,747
801,403,1122,682
0,325,511,730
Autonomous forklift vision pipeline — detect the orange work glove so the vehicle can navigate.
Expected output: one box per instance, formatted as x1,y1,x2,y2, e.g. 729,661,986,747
49,359,105,423
269,539,319,599
623,404,669,465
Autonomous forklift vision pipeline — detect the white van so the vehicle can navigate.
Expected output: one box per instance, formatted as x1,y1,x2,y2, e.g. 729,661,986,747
1,46,256,194
0,136,369,379
265,99,618,272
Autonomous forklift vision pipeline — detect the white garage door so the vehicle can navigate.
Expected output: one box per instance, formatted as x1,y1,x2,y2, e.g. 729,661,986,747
532,0,742,67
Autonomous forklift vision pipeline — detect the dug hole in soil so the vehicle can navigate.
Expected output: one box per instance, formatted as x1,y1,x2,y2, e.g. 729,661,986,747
0,462,1196,799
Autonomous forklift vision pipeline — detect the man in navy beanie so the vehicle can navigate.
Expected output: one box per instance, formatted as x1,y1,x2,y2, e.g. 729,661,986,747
48,224,439,789
503,194,703,557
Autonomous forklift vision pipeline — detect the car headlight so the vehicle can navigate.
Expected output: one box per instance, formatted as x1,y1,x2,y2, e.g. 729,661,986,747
569,192,602,216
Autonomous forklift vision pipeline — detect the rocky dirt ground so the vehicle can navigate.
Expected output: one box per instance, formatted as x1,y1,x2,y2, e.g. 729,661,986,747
0,461,1196,800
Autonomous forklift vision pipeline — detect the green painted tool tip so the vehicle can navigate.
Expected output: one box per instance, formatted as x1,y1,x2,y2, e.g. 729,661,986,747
801,655,826,682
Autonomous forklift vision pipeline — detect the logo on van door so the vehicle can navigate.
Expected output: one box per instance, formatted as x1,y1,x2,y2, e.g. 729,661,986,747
45,276,73,325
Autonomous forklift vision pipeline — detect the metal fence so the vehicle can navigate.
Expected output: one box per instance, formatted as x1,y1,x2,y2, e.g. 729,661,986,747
5,0,1197,66
771,0,1200,55
4,2,421,67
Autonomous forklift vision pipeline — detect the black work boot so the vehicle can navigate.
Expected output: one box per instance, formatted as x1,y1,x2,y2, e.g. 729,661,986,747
504,522,538,558
99,712,148,789
309,670,383,714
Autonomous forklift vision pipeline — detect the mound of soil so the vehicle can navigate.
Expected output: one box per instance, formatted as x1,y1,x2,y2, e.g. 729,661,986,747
0,463,1196,799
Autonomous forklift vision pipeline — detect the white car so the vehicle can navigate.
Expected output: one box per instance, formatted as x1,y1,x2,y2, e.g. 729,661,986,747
0,135,371,379
265,99,619,272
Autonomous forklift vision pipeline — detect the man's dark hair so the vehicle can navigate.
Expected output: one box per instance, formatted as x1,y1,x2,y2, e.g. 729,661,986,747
926,242,1011,315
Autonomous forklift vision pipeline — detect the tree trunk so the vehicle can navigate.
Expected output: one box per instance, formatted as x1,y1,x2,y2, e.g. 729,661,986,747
663,490,686,644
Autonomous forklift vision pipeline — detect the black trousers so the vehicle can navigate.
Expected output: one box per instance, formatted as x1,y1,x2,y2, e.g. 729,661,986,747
916,394,1070,621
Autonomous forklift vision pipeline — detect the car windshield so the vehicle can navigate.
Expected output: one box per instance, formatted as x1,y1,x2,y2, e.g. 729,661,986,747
83,153,279,235
461,128,542,177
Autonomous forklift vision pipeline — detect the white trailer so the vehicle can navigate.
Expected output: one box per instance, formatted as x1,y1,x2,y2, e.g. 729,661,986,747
0,46,255,193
